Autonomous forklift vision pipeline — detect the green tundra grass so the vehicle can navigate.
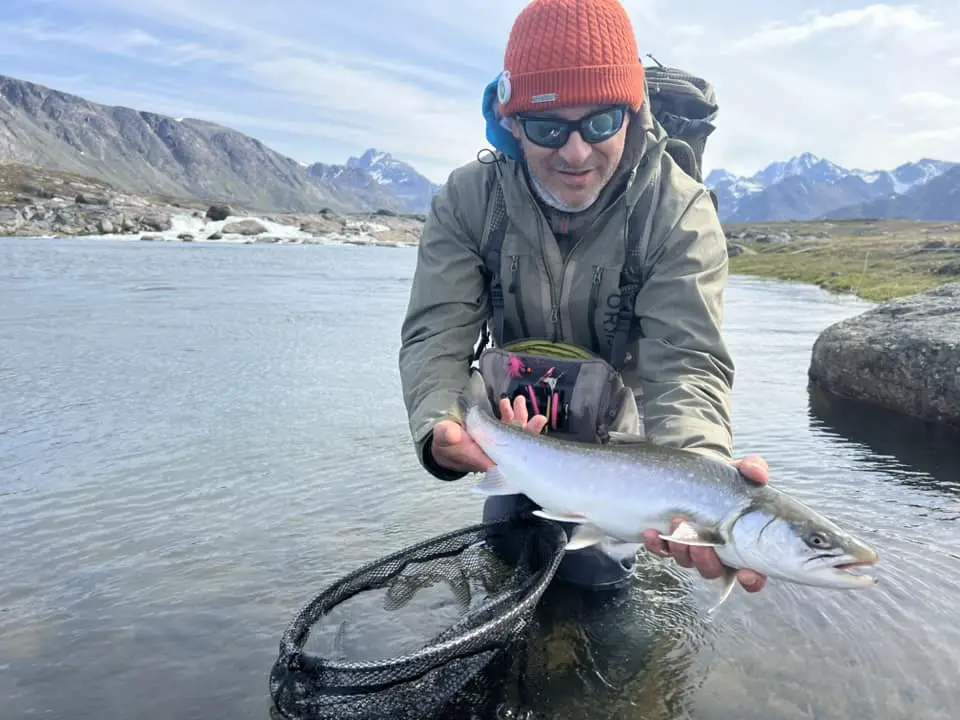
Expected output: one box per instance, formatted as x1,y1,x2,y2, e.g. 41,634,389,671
725,219,960,303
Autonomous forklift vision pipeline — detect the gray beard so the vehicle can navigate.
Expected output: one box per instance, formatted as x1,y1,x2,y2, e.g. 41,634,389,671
529,171,600,213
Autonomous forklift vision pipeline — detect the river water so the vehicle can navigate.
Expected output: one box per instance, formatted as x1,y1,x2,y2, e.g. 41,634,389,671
1,236,958,720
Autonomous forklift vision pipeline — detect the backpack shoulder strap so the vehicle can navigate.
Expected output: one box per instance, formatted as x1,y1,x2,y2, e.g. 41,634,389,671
664,137,699,183
608,159,663,369
473,166,509,361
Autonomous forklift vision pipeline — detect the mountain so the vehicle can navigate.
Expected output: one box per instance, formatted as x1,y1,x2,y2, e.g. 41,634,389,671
0,73,439,214
346,149,441,215
820,166,960,221
706,152,959,223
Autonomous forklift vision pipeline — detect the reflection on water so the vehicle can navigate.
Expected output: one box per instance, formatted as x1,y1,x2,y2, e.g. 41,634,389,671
1,238,959,720
808,383,960,498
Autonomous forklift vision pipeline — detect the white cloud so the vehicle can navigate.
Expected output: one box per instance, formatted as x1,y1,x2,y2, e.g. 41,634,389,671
243,56,485,168
899,91,960,109
0,18,232,67
731,4,941,52
1,0,959,183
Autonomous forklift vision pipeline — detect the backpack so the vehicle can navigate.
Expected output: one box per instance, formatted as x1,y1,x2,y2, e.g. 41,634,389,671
474,59,720,371
644,56,719,191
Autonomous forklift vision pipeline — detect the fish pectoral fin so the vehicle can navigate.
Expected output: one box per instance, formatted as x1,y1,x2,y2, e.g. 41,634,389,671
564,523,607,551
658,520,724,548
600,541,642,563
472,467,521,497
532,509,588,523
706,566,738,615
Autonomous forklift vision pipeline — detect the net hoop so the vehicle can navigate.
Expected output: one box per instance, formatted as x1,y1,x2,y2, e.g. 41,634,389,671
271,518,568,686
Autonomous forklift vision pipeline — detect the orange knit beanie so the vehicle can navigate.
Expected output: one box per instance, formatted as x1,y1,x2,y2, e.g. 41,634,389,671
497,0,647,117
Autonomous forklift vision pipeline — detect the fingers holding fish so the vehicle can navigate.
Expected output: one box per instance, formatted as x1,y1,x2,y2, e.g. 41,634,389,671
499,394,549,435
644,517,769,589
689,545,727,580
431,419,495,473
736,569,767,593
499,395,526,425
734,455,770,485
644,516,699,568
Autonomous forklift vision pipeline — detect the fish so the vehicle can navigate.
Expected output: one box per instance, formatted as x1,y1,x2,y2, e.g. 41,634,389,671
452,371,879,612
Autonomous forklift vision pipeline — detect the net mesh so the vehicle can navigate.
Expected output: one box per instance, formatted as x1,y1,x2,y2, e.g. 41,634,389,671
269,518,568,720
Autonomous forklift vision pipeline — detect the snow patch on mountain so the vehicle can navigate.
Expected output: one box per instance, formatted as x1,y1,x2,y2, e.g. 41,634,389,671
706,154,959,222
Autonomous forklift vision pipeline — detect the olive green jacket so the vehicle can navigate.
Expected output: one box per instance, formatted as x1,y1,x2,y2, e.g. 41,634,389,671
398,121,735,480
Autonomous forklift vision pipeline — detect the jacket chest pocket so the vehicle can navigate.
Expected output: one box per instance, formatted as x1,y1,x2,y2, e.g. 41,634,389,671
498,250,552,343
585,263,629,357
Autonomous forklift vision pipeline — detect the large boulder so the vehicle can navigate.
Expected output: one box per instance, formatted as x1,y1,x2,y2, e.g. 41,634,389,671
221,219,267,236
808,282,960,427
205,204,232,221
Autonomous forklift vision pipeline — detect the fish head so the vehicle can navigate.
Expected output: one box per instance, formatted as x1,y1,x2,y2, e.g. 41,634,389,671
724,501,879,589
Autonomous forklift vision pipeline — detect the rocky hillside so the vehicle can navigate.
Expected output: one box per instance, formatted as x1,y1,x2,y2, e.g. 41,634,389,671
707,153,958,223
0,73,439,215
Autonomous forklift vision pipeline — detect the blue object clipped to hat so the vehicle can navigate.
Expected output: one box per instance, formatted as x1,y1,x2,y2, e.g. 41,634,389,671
481,75,521,160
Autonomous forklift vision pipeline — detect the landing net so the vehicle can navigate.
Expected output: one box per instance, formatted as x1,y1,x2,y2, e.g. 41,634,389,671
269,518,568,720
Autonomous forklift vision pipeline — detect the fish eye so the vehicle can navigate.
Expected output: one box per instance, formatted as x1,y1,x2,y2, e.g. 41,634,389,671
805,531,833,549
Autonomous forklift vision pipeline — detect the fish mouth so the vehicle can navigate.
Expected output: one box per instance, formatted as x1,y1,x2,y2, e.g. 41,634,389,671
829,558,878,585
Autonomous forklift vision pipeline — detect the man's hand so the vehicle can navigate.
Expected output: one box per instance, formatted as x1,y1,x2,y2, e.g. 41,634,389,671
431,395,547,473
642,455,771,593
430,420,494,473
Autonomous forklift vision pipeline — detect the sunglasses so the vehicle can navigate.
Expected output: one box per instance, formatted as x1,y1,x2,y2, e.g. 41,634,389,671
515,106,627,149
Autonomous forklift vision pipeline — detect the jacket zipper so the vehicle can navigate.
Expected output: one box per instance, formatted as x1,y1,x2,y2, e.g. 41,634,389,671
587,265,604,350
507,254,531,338
547,226,597,343
533,212,563,341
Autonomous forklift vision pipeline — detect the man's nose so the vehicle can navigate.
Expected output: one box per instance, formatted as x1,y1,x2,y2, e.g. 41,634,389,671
558,131,592,166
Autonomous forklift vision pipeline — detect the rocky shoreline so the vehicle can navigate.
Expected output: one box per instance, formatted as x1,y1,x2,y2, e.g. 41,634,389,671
808,282,960,429
0,164,426,247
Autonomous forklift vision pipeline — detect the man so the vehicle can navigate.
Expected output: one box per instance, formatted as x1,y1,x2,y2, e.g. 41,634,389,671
398,0,769,595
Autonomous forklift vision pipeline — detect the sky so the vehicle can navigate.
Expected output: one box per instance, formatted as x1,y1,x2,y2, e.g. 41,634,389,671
1,0,960,184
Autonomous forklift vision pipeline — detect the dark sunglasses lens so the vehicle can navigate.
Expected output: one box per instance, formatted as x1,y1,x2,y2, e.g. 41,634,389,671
581,108,624,142
522,119,570,148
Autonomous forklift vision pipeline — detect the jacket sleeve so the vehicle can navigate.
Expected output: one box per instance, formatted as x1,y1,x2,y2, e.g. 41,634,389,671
398,172,489,480
632,185,735,463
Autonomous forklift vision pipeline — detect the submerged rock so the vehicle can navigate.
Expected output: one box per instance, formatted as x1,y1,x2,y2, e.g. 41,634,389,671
808,283,960,427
